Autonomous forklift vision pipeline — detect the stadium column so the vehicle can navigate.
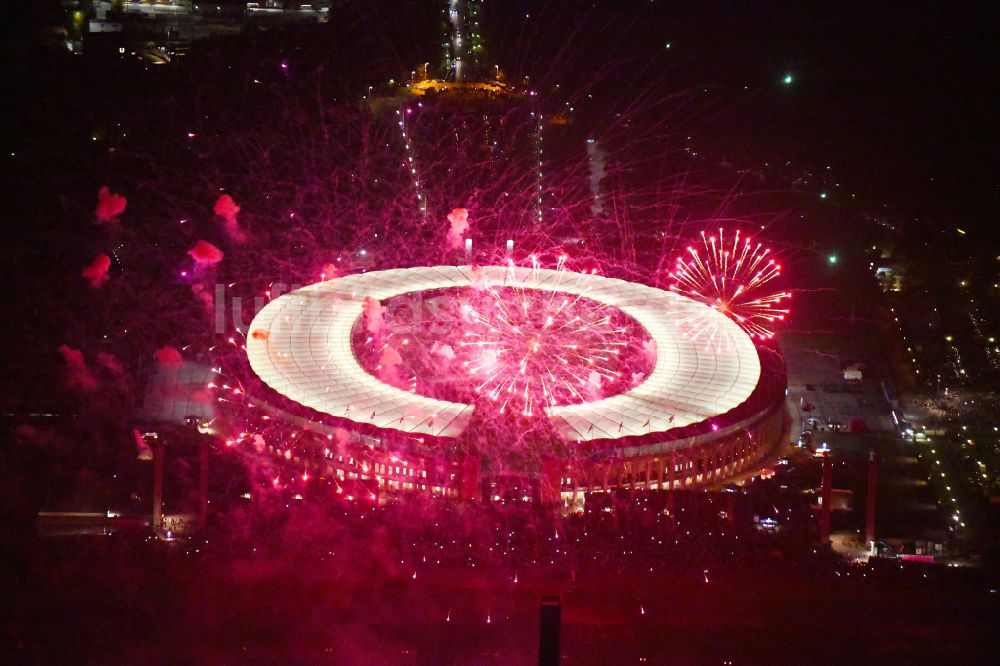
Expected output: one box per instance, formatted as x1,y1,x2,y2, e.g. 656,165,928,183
865,450,878,547
539,595,561,666
819,453,833,546
667,452,676,517
461,457,481,501
197,436,209,532
542,460,563,505
152,436,165,533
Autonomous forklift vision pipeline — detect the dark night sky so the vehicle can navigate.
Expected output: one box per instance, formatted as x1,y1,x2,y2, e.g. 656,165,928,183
3,0,997,229
482,0,998,228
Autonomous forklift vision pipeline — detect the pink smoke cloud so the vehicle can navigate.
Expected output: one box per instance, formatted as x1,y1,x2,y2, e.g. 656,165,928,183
446,207,470,249
458,302,477,324
363,296,386,333
14,424,41,445
214,194,246,242
14,424,61,447
188,240,224,266
191,389,213,403
320,263,338,281
191,283,214,315
478,348,498,371
334,427,351,448
376,346,405,388
132,429,154,461
58,344,99,392
469,265,489,289
82,253,111,288
431,341,456,361
154,346,184,368
584,370,604,401
642,339,658,365
378,346,403,369
95,186,127,224
252,433,267,452
97,352,125,375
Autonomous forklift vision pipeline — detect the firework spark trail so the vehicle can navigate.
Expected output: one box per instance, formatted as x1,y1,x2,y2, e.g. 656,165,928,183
51,12,807,494
669,228,790,341
458,260,632,416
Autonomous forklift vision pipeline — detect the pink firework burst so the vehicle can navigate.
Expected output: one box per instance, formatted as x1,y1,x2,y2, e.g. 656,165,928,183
669,228,790,340
460,257,630,417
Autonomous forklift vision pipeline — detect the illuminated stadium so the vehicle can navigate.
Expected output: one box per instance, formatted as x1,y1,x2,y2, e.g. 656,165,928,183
239,263,787,505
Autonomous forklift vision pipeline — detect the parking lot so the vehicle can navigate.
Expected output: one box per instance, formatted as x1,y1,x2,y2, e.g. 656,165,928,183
781,332,896,447
779,331,949,544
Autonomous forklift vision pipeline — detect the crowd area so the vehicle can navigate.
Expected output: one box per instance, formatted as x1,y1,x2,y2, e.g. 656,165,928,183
7,486,997,664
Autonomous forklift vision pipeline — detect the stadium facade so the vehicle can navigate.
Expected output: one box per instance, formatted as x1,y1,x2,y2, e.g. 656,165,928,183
237,265,787,505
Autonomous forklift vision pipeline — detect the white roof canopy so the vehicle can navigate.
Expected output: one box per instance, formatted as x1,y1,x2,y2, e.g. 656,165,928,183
246,265,761,442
